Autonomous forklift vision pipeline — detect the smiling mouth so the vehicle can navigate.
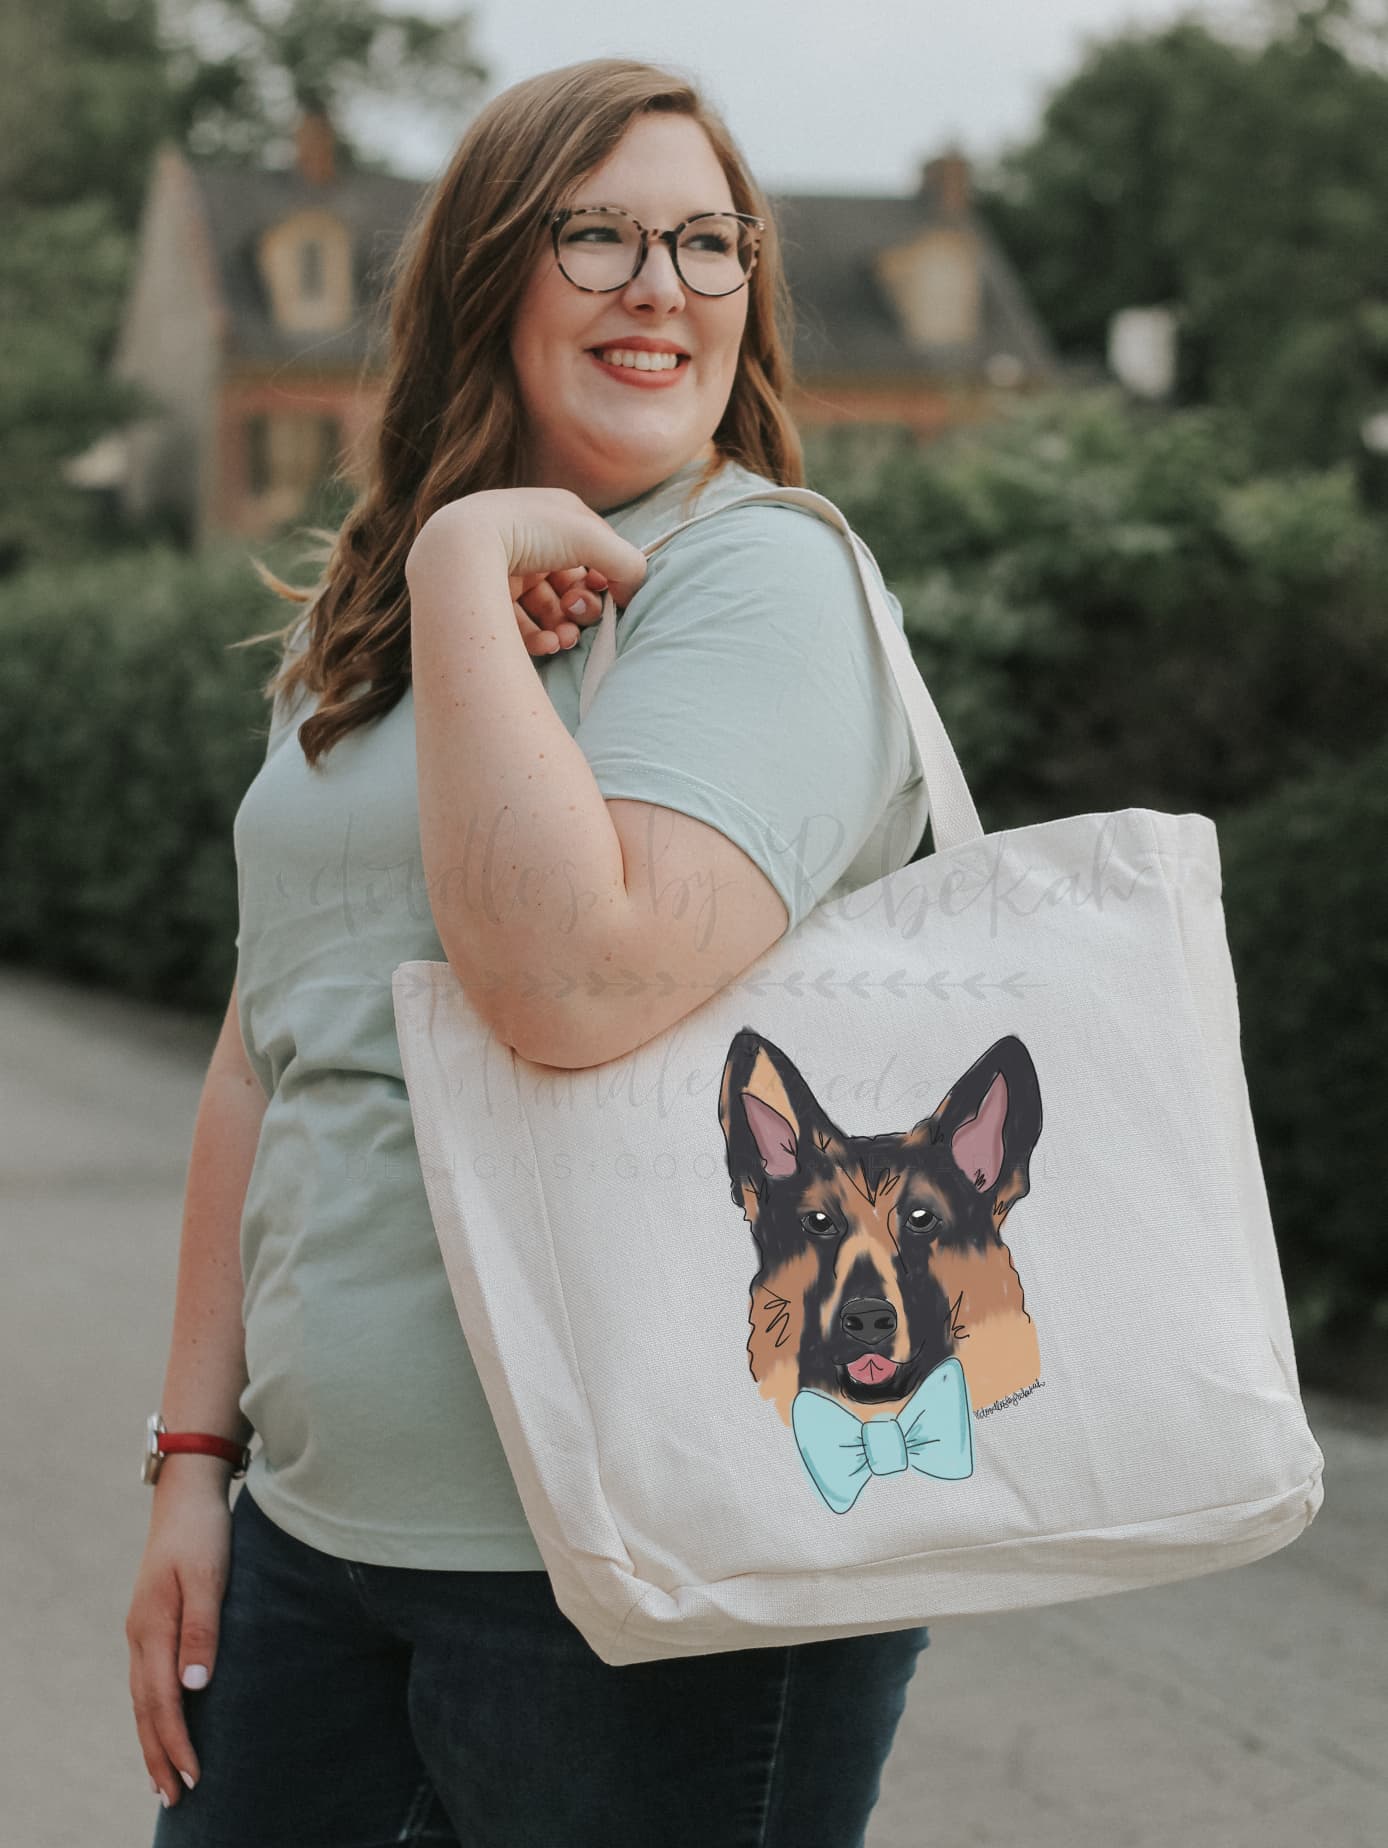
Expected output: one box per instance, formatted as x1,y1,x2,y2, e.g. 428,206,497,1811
586,348,691,383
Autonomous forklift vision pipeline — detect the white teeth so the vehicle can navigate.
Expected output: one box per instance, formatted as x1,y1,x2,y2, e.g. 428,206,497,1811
596,349,683,371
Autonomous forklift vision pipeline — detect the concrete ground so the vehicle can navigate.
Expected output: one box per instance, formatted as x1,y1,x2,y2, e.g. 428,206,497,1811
1,965,1383,1848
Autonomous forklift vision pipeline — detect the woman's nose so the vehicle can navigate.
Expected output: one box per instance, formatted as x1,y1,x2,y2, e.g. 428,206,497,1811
623,239,685,310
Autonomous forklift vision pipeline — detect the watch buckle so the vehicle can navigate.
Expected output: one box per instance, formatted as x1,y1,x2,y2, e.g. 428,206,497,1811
141,1412,166,1485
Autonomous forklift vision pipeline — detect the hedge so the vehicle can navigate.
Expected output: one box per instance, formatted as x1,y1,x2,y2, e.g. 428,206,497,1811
1,392,1383,1380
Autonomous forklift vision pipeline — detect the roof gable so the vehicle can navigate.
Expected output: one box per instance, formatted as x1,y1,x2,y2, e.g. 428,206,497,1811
769,189,1056,379
187,156,421,365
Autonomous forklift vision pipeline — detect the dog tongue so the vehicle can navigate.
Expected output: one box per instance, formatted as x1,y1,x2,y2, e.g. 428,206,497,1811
847,1354,898,1385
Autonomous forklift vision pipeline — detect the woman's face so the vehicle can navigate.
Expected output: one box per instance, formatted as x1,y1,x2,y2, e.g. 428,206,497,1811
509,112,752,511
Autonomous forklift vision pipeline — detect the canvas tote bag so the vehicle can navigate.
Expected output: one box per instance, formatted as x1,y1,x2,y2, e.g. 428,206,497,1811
392,485,1325,1668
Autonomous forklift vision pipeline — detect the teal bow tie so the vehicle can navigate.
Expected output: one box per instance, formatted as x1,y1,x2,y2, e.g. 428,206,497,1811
792,1355,975,1513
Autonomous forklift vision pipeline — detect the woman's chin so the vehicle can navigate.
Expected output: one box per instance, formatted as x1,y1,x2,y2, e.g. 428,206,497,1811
550,425,706,500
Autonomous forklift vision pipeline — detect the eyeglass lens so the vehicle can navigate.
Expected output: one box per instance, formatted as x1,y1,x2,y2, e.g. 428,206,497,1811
555,211,755,295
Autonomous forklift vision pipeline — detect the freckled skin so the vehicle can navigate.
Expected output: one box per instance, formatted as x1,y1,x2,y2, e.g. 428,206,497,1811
720,1030,1044,1425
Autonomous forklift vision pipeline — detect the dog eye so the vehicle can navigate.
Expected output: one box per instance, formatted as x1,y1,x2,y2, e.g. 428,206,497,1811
800,1212,837,1238
905,1207,941,1233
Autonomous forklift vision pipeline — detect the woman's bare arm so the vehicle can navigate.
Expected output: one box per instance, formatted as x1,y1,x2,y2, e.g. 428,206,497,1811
127,977,267,1809
152,976,262,1491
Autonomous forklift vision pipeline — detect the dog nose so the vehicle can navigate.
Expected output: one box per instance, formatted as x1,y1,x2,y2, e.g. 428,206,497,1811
840,1298,897,1345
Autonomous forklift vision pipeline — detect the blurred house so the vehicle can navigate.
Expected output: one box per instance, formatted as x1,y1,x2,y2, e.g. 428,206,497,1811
99,118,1056,545
97,114,413,546
775,151,1057,435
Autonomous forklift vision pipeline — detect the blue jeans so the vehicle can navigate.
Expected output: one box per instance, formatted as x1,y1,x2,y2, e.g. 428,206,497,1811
152,1483,930,1848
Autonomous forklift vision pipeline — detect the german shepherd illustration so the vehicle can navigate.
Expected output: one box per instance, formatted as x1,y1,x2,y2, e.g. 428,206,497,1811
717,1030,1043,1512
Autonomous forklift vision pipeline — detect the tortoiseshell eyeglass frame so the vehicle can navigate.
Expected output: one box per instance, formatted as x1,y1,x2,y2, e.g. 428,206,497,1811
548,204,766,296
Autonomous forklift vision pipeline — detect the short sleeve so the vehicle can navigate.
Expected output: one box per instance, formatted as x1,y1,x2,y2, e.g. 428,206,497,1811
573,504,916,932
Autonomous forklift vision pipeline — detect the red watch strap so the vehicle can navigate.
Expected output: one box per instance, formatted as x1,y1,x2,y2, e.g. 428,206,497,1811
159,1432,251,1470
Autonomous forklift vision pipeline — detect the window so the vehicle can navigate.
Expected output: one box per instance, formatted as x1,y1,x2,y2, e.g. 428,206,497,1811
258,213,352,332
244,413,339,502
299,238,325,300
246,415,271,496
875,229,981,350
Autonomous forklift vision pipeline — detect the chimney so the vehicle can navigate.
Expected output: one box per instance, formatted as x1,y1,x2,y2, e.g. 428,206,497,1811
295,110,337,187
921,147,971,216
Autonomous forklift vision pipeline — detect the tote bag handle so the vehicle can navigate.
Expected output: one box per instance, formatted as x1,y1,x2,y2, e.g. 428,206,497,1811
577,484,984,854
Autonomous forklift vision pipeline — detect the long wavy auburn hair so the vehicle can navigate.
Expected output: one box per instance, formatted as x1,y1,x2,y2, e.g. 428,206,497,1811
242,58,806,767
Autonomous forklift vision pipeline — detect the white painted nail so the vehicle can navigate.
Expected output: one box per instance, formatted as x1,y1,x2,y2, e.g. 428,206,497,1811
181,1770,196,1790
569,597,588,616
159,1789,170,1808
181,1664,209,1689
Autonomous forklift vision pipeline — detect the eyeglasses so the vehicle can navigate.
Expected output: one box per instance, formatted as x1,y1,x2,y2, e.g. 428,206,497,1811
549,204,765,297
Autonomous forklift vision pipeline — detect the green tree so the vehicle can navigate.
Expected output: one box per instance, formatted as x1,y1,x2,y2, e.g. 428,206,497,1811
0,0,175,227
0,0,488,574
161,0,488,169
0,201,153,571
975,1,1388,470
804,388,1388,827
0,1,172,569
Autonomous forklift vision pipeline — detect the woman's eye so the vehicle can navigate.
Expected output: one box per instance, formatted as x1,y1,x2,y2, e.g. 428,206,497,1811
905,1207,941,1233
801,1212,837,1238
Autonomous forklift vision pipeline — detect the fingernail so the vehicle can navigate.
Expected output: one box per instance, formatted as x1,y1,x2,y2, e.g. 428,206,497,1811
159,1789,170,1808
181,1770,197,1790
568,597,588,617
182,1664,209,1689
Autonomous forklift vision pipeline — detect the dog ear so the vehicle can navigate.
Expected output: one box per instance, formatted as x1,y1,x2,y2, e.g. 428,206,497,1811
916,1035,1042,1227
718,1029,842,1201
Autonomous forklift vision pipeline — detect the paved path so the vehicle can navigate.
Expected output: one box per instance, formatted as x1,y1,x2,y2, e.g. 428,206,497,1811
1,966,1382,1847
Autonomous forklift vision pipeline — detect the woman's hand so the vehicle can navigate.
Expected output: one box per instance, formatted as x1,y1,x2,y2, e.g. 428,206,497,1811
126,1473,233,1811
510,564,612,658
407,487,649,654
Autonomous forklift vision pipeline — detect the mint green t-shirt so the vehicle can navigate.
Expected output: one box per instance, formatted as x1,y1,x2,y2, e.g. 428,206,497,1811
232,455,926,1568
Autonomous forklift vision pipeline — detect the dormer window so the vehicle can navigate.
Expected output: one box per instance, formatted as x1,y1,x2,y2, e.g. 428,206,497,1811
875,227,981,350
299,238,325,301
258,210,352,333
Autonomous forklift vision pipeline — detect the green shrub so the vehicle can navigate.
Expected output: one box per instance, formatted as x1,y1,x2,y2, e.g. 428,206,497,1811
1219,736,1388,1379
805,390,1388,835
0,542,282,1008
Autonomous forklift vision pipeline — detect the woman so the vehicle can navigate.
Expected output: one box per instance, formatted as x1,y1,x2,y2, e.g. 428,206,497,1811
126,57,929,1847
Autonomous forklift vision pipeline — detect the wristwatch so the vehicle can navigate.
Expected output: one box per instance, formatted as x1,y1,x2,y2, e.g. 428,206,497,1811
142,1413,252,1485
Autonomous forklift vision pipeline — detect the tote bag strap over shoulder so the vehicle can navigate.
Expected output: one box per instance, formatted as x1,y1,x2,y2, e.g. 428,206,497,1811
577,483,984,854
